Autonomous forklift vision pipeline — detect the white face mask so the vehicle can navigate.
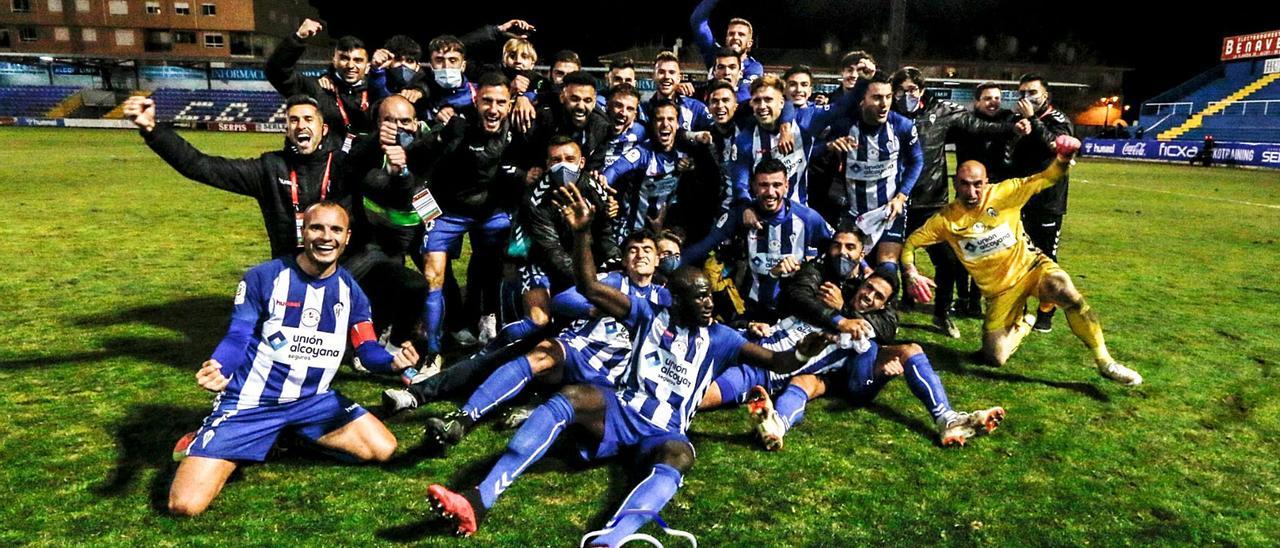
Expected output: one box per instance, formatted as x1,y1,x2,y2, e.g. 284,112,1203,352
548,161,581,186
434,68,463,90
902,93,921,112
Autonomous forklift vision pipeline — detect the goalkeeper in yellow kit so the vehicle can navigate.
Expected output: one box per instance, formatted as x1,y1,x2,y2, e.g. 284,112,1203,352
900,135,1142,385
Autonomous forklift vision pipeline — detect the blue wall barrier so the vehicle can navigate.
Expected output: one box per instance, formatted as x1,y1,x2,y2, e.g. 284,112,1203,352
1082,138,1280,169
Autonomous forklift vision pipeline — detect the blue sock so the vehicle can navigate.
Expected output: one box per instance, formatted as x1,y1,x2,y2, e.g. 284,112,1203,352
903,352,952,422
592,464,683,548
476,393,574,509
460,356,534,421
774,384,810,431
488,318,538,350
879,260,899,277
424,289,444,354
844,343,889,403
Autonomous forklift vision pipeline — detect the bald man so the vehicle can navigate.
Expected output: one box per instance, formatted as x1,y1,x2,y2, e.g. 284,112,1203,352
341,95,431,369
169,202,417,516
900,137,1142,386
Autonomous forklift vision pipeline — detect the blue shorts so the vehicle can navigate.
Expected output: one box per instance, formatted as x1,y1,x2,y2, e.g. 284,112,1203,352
880,210,908,244
580,390,693,462
519,264,550,293
423,212,511,254
555,337,615,388
712,364,785,405
187,391,367,462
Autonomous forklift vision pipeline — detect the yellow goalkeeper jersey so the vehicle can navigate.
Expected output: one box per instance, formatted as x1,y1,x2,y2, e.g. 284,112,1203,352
903,161,1067,298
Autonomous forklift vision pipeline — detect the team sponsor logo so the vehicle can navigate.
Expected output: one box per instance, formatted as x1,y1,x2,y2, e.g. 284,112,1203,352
301,308,321,328
1121,142,1147,156
1158,142,1199,159
959,223,1017,261
1089,143,1116,154
1262,151,1280,164
274,299,301,308
287,333,342,359
267,331,288,350
234,281,247,305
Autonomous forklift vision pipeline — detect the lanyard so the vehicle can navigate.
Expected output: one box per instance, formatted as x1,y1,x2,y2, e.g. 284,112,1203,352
334,90,368,128
288,152,333,212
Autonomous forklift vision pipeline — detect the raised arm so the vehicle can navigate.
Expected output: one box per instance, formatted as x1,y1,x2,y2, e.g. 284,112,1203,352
265,19,323,98
554,183,633,320
125,97,265,197
689,0,720,67
739,332,834,374
1000,137,1077,207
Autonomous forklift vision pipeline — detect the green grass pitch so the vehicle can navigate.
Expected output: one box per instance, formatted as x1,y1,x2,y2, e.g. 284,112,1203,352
1,127,1278,545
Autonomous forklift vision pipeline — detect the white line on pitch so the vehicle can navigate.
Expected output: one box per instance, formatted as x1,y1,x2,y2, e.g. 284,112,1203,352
1077,179,1280,210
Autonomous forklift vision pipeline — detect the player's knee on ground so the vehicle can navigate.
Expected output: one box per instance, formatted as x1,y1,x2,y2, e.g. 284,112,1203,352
363,432,398,463
650,440,695,474
168,487,214,517
981,333,1010,367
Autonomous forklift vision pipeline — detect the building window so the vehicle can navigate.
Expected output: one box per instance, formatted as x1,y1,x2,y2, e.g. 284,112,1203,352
12,0,31,13
74,0,87,11
108,0,127,14
54,26,69,41
115,29,133,46
144,29,171,51
174,1,189,14
19,26,37,41
230,31,254,56
0,30,10,48
145,0,159,13
203,32,223,48
201,2,214,15
47,0,61,12
81,27,96,42
173,30,195,43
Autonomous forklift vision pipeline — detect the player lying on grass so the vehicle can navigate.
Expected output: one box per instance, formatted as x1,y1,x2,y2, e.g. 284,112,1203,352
901,136,1142,385
168,203,418,516
424,184,833,544
701,269,1004,449
383,229,670,453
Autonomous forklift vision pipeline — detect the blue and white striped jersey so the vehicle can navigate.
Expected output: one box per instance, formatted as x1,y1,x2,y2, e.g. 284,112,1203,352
557,271,672,386
684,201,833,308
616,297,746,433
751,316,860,380
729,121,812,206
603,122,648,169
839,111,924,216
220,258,371,410
603,142,687,237
639,94,713,131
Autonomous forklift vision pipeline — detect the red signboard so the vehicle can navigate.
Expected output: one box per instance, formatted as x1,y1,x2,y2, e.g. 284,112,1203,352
1222,29,1280,61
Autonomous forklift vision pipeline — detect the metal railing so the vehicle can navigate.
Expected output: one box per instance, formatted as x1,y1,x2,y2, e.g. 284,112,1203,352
1206,99,1280,116
1140,102,1193,116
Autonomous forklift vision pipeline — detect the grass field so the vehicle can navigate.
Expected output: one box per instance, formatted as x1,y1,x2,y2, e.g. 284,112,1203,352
1,127,1278,545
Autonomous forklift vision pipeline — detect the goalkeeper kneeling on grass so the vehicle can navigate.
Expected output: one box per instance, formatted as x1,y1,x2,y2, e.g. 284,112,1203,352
901,136,1142,386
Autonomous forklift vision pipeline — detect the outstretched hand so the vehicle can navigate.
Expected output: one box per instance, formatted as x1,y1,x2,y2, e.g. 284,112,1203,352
552,182,595,232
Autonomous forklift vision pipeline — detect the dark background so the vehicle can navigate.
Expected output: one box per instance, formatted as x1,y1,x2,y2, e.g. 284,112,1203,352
311,0,1280,111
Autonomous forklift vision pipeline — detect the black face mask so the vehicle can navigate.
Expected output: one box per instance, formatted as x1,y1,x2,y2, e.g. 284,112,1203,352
827,254,857,279
387,66,419,92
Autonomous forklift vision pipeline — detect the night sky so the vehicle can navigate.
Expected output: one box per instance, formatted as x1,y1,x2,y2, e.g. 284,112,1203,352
312,0,1280,109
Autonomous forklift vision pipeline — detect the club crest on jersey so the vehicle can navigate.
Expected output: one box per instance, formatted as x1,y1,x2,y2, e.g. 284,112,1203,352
972,222,987,233
333,302,345,318
986,207,998,218
267,331,288,350
301,308,321,328
234,281,247,305
769,239,781,251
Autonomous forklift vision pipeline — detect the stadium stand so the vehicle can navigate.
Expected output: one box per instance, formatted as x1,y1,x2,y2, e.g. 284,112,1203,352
0,86,80,118
1139,61,1280,143
148,89,287,124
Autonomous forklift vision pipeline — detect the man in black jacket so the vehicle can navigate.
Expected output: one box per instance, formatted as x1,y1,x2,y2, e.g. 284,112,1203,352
516,136,620,326
524,71,613,173
124,94,362,259
891,68,1027,338
266,19,374,140
780,224,889,339
1010,73,1075,333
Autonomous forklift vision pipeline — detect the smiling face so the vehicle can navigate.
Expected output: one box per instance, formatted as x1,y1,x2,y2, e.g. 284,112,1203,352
852,276,892,313
861,82,893,125
332,48,369,84
474,84,512,133
623,237,657,279
786,72,812,105
654,60,681,97
561,83,597,128
286,103,328,155
670,266,715,327
751,170,789,214
653,104,679,150
976,87,1003,117
607,93,639,135
299,204,350,275
707,87,737,125
751,85,785,128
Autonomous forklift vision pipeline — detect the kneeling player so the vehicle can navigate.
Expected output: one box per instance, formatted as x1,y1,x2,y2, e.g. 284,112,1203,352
423,184,833,543
901,136,1142,385
168,203,417,516
703,270,1004,448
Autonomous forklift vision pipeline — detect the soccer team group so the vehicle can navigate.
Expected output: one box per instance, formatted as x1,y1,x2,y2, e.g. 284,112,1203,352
119,0,1145,541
